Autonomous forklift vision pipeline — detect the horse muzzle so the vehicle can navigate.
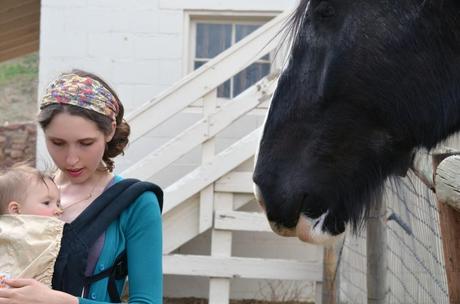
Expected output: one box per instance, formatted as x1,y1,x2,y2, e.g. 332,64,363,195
254,183,344,245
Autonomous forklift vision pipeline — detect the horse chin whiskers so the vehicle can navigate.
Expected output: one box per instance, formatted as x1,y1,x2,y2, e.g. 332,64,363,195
296,213,344,245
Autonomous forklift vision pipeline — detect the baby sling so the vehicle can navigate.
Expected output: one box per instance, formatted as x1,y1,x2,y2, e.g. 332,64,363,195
51,178,163,302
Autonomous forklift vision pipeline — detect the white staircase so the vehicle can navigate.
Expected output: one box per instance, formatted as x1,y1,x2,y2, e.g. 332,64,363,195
121,10,323,304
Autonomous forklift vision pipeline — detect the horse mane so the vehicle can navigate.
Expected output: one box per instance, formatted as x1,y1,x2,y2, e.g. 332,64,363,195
289,0,309,35
284,0,310,46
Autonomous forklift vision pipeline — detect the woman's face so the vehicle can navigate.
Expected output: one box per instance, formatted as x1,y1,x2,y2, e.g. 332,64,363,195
44,112,111,184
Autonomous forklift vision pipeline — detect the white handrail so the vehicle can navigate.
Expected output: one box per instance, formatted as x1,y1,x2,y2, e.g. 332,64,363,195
126,10,290,143
121,74,277,180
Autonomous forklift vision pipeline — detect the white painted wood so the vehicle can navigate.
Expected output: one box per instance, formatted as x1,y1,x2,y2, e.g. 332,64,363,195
126,11,289,143
121,75,276,180
199,186,214,233
159,0,296,11
210,193,233,304
163,194,255,253
200,89,217,233
233,194,255,210
163,254,324,281
163,195,203,253
215,172,254,193
209,278,230,304
211,194,233,256
315,282,323,304
435,155,460,210
214,210,270,232
163,127,261,214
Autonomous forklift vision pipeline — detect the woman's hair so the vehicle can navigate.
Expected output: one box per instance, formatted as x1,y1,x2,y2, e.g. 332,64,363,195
0,164,50,214
38,70,130,172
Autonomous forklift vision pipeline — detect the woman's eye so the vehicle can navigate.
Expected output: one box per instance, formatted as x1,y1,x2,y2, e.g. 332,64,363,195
51,141,64,146
80,141,94,147
42,201,50,206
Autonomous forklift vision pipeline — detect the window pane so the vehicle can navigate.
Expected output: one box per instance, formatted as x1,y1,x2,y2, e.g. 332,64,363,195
194,60,206,70
218,80,231,98
235,24,260,42
236,24,269,60
233,63,270,97
196,23,232,59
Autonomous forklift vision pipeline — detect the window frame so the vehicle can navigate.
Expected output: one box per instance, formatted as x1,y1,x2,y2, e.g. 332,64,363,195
183,11,277,100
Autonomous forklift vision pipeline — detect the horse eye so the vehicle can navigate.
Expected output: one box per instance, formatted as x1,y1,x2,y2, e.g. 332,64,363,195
315,1,335,19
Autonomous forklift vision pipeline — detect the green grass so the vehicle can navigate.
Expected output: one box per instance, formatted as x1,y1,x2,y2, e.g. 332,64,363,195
0,53,39,85
0,53,39,123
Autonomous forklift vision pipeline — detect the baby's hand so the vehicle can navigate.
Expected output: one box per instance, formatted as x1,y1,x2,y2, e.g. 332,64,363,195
0,273,10,288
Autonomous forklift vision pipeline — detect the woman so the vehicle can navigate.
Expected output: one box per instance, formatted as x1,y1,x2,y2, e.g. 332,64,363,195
0,70,163,304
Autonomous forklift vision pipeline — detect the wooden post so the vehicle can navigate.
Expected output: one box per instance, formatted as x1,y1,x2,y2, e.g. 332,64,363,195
433,155,460,304
412,149,460,304
199,89,217,233
322,245,338,304
366,197,387,304
209,193,233,304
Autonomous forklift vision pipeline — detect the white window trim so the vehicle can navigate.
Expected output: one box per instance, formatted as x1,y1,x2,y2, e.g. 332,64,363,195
182,10,279,79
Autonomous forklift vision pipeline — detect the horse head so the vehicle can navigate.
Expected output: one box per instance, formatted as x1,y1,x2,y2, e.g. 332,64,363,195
253,0,460,244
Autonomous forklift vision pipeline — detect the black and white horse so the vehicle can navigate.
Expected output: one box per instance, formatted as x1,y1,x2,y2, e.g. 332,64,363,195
253,0,460,244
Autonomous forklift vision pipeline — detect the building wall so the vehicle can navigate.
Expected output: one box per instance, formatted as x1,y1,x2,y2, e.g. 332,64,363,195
37,0,322,301
38,0,297,113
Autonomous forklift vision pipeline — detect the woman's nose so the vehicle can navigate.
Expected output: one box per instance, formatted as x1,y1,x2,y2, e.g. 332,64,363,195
66,149,79,166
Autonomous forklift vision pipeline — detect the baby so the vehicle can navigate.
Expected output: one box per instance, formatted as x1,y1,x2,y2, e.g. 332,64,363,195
0,164,63,288
0,164,62,217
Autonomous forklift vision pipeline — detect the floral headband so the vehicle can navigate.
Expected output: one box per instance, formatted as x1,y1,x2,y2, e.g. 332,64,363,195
40,73,119,121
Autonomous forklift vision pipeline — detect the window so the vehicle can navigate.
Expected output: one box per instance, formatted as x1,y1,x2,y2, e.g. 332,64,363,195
192,20,271,99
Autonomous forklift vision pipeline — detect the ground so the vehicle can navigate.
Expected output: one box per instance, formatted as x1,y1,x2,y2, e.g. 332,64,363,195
164,298,312,304
0,53,38,124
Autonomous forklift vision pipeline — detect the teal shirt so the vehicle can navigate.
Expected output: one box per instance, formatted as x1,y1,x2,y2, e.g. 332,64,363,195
79,176,163,304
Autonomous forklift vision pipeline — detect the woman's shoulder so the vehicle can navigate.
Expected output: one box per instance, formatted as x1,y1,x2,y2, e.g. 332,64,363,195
113,175,162,222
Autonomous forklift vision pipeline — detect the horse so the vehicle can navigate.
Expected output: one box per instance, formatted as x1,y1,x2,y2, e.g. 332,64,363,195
253,0,460,244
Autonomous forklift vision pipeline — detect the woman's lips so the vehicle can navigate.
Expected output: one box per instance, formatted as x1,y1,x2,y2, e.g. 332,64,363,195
67,168,84,177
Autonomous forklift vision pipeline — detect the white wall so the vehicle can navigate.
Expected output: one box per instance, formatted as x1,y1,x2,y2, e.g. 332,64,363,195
37,0,320,301
37,0,297,166
38,0,297,113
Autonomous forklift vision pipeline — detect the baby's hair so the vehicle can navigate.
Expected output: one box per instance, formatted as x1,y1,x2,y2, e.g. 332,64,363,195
0,163,53,214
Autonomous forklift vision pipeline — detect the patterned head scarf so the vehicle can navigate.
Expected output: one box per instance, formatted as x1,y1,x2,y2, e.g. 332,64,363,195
40,73,119,121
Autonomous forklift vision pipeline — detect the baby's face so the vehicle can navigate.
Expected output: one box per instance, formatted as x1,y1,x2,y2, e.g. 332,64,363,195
20,177,62,217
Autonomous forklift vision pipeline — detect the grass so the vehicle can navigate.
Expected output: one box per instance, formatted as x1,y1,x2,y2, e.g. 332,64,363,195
0,53,39,85
0,52,39,124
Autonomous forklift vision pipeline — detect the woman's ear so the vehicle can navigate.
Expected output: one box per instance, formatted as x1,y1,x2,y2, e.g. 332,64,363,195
106,121,117,143
7,201,21,214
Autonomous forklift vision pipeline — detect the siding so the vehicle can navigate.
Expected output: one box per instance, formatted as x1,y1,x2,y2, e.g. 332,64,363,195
0,0,40,62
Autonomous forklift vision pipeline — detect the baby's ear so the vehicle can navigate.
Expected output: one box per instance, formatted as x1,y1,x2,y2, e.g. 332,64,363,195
7,201,21,214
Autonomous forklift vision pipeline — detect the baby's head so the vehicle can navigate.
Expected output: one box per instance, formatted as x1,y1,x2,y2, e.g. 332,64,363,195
0,164,61,217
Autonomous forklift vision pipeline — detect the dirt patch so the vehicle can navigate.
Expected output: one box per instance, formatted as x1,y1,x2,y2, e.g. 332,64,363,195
164,298,312,304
